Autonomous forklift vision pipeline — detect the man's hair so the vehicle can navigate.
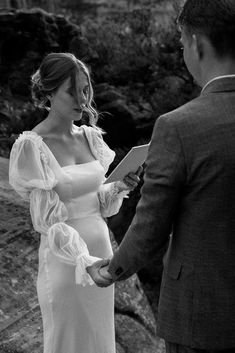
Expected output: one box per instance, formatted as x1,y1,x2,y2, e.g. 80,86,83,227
178,0,235,58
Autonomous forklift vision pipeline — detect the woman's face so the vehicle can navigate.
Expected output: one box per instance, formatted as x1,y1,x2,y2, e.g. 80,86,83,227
49,70,89,121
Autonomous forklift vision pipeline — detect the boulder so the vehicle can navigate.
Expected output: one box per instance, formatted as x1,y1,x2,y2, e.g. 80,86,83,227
99,100,138,147
0,8,96,96
93,83,138,147
94,83,126,106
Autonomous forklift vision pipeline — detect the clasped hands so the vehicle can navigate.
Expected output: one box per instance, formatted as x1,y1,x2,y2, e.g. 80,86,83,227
86,258,113,287
86,167,142,287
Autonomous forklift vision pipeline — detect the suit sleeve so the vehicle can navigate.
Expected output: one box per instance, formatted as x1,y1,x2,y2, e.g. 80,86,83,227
108,115,186,281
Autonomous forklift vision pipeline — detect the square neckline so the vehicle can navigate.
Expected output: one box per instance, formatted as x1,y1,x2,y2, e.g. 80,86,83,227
24,126,98,169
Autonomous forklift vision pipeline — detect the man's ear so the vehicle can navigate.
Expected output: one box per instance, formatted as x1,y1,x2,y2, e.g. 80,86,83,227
192,34,204,60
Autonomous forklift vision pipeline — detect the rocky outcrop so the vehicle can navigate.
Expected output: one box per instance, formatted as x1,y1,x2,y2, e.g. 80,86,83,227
0,9,155,150
95,83,138,147
0,8,96,96
0,157,165,353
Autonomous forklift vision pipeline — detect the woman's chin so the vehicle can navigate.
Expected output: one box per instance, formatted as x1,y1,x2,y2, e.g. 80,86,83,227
73,113,83,121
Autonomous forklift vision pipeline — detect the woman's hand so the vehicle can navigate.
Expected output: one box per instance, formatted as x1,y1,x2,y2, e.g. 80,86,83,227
115,166,143,192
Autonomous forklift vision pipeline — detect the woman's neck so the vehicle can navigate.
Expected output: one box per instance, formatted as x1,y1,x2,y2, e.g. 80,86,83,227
45,111,76,137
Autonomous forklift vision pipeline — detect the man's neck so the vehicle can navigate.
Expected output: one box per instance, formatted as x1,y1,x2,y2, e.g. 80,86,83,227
200,59,235,87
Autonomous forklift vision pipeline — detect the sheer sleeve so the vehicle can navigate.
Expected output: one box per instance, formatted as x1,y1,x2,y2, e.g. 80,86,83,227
9,133,100,286
98,182,129,218
9,134,57,200
83,126,129,217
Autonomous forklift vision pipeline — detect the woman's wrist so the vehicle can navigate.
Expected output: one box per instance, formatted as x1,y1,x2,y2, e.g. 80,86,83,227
113,181,129,193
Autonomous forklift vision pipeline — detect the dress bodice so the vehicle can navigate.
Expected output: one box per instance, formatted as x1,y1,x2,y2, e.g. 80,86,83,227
58,161,105,220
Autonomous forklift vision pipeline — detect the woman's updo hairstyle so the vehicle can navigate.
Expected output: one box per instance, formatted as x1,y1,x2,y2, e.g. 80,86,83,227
31,52,99,126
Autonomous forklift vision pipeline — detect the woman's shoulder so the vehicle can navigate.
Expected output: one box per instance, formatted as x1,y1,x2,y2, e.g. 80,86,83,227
80,124,115,172
14,130,43,148
12,125,51,163
19,123,61,149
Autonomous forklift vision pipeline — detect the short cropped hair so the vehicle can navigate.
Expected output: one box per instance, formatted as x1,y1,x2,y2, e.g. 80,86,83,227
178,0,235,58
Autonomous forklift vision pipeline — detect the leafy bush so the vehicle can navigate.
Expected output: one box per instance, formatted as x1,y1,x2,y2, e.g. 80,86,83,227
83,6,198,117
0,3,199,157
0,98,46,156
83,8,160,85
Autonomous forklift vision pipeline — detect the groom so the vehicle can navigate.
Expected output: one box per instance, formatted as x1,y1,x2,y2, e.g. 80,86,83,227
87,1,235,352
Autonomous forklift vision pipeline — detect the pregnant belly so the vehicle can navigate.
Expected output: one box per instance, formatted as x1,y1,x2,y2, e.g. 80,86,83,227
66,216,113,259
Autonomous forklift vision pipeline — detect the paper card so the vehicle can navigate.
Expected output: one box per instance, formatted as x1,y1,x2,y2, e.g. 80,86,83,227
104,143,150,184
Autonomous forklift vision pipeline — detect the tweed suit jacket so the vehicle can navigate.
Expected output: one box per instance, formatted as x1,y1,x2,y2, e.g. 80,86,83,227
108,77,235,349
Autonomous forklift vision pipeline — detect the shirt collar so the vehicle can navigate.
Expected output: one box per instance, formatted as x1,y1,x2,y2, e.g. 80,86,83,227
201,75,235,93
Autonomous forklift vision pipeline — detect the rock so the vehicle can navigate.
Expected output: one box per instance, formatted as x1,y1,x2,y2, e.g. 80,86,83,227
0,8,94,97
94,83,126,106
98,100,138,147
94,82,154,147
93,82,139,147
0,157,11,189
69,35,98,62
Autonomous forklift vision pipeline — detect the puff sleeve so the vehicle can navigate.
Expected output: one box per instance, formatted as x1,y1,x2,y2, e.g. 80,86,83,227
9,133,100,286
98,183,129,218
83,126,129,217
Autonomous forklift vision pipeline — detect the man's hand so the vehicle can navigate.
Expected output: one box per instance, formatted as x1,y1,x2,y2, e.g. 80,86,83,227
86,259,113,287
115,166,143,192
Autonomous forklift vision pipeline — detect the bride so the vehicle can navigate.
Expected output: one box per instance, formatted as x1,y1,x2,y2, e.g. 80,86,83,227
9,52,140,353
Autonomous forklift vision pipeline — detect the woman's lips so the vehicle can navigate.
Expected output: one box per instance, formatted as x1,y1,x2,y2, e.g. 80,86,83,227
74,108,82,113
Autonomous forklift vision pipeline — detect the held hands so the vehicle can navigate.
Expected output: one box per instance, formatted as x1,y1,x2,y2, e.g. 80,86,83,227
115,166,143,192
86,259,113,288
86,167,143,287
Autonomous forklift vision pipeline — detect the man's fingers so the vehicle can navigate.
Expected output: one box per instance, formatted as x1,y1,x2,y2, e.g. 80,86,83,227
86,260,113,287
93,272,112,287
99,266,112,280
99,259,110,267
136,165,143,176
86,258,110,274
123,174,140,189
86,266,107,284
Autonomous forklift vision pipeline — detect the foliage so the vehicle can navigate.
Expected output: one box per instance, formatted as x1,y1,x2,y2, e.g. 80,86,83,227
0,2,199,157
83,8,160,85
83,6,198,116
0,98,46,156
1,100,46,135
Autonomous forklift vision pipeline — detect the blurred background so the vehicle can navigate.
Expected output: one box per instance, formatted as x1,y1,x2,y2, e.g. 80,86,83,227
0,1,199,353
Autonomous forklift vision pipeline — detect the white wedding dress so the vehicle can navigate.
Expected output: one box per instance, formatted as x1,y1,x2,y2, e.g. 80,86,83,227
9,125,128,353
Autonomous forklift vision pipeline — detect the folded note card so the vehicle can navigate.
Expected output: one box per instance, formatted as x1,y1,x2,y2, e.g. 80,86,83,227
104,143,150,184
